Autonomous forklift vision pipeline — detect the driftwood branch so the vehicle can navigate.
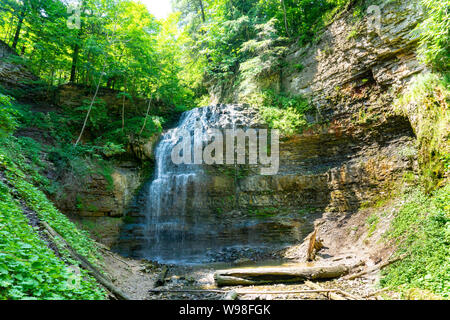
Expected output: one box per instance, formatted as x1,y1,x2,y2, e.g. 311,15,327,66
343,254,408,280
154,265,168,287
214,265,349,287
41,221,130,300
304,281,359,300
98,246,132,269
307,229,323,261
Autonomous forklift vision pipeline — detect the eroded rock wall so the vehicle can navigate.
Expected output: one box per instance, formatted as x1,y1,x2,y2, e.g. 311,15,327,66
186,0,424,246
204,1,423,215
283,1,425,102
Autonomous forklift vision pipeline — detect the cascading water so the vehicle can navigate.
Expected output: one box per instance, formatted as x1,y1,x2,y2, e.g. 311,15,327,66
140,106,215,263
115,104,306,264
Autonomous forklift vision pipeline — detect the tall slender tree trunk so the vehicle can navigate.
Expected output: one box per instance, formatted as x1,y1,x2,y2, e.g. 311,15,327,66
70,43,80,83
12,6,26,50
122,79,127,132
280,0,291,37
75,19,118,146
74,70,104,146
198,0,206,22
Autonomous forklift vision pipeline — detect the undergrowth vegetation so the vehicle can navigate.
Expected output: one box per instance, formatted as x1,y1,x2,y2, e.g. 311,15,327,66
383,0,449,296
0,181,105,300
381,185,450,299
394,73,449,191
0,93,108,300
0,129,106,300
415,0,450,72
252,90,312,135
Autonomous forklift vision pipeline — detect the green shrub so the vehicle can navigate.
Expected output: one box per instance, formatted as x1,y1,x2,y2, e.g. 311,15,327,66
249,90,312,135
381,185,450,298
415,0,450,72
394,73,449,191
0,94,18,137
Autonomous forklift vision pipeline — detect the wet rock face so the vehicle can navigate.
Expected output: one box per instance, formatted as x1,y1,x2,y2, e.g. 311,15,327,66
115,100,415,263
128,135,160,162
60,162,146,218
203,110,415,215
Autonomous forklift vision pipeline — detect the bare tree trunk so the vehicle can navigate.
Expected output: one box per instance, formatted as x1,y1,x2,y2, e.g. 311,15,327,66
121,80,127,132
214,265,349,286
12,6,26,50
139,97,152,136
198,0,206,22
70,43,80,83
74,70,104,146
41,221,130,300
280,0,291,37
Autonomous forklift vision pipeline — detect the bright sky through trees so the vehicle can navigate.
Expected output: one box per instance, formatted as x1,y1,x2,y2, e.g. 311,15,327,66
139,0,172,19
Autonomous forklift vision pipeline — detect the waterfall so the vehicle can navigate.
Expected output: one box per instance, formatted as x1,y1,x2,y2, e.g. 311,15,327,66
141,105,243,263
115,104,302,264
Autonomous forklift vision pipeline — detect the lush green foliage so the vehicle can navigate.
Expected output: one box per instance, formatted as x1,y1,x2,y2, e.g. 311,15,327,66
0,0,196,108
0,94,18,137
174,0,350,88
381,185,450,298
0,181,104,300
394,73,449,191
245,89,312,134
0,135,106,299
415,0,450,72
173,0,348,131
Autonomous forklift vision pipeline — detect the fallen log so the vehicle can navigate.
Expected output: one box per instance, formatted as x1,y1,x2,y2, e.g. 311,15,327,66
41,221,130,300
149,289,227,294
223,290,238,300
214,265,349,287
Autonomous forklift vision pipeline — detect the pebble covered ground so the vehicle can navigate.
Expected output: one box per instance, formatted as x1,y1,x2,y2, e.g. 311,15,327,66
101,248,399,300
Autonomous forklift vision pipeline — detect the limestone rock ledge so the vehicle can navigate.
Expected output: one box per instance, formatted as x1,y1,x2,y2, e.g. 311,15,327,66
59,162,147,218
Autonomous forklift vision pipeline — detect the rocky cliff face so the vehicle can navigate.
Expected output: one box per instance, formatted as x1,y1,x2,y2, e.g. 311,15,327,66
203,1,424,216
283,1,425,102
0,40,44,101
62,163,145,218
